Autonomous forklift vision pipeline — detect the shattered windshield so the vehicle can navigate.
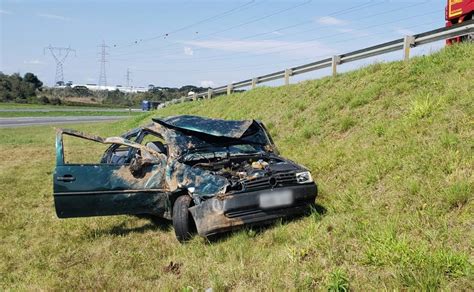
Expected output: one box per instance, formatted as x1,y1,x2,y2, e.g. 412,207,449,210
182,143,266,162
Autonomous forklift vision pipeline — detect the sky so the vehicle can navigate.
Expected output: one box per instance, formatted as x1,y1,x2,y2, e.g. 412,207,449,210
0,0,447,88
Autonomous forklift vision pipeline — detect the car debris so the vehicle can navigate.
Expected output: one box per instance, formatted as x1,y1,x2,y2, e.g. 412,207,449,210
53,115,317,242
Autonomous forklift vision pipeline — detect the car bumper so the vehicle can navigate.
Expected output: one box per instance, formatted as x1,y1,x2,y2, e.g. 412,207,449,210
188,183,317,237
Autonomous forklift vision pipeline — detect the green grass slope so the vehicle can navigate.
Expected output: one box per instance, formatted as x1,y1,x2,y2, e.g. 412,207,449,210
0,44,472,290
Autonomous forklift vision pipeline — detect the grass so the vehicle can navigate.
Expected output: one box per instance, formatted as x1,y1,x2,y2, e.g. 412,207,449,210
0,103,69,109
0,103,129,110
0,111,142,117
0,103,143,117
0,44,473,290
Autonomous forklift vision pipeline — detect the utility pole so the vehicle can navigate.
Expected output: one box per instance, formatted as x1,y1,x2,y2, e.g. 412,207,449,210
125,68,132,88
44,45,76,85
98,41,109,88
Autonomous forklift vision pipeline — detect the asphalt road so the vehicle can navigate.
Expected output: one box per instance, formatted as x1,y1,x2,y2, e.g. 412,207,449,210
0,116,129,128
0,108,141,112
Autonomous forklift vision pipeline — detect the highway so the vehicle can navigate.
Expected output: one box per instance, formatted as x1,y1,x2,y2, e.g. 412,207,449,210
0,108,141,112
0,116,129,128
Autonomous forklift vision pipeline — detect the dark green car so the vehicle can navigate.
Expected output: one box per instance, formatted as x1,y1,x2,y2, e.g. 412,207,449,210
53,115,317,242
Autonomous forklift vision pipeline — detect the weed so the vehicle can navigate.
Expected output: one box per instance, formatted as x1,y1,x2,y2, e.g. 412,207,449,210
326,268,349,292
443,181,472,210
302,124,319,139
339,116,356,132
409,94,440,119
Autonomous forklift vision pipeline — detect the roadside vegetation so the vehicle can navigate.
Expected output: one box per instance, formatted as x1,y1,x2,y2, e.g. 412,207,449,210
0,71,207,107
0,111,142,118
0,44,472,290
0,102,144,118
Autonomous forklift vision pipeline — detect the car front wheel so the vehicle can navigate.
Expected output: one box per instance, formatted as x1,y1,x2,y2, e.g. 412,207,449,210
172,195,196,242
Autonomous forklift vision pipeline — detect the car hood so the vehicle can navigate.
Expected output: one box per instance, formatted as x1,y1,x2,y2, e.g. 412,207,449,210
152,115,254,139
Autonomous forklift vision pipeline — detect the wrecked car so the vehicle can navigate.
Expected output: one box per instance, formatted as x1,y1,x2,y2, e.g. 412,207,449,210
53,115,317,242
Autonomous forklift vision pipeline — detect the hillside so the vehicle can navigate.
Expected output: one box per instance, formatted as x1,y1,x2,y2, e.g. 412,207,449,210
1,44,472,290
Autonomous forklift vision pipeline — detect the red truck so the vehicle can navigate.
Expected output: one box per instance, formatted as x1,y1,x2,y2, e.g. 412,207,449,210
446,0,474,43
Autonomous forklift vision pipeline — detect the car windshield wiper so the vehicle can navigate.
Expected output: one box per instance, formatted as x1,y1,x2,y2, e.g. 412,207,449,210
181,147,226,162
230,151,269,158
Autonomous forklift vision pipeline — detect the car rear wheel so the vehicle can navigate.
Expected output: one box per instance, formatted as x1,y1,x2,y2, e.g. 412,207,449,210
172,195,196,242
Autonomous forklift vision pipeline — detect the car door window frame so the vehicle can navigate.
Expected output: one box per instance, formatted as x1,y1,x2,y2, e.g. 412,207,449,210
55,128,165,166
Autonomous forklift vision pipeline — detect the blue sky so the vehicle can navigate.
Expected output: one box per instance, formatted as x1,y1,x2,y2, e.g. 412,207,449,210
1,0,446,88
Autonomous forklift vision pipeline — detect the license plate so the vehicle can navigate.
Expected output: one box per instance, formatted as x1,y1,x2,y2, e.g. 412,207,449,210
259,190,293,209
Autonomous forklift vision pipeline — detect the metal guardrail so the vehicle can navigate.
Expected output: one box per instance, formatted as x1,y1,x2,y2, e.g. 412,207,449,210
161,20,474,107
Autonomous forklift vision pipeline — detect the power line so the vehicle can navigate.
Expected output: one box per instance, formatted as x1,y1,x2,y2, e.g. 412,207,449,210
78,1,264,57
131,18,439,75
43,45,76,85
112,0,314,57
328,0,383,16
111,0,262,50
111,9,439,66
125,68,132,87
202,0,313,38
110,0,402,59
149,0,428,60
98,41,109,88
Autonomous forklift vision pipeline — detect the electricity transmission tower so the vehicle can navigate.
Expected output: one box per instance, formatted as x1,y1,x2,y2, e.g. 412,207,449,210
125,68,132,88
44,45,76,85
98,41,109,88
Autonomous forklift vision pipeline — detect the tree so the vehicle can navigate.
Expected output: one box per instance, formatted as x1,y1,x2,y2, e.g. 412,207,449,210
104,89,132,106
23,72,43,90
0,72,43,102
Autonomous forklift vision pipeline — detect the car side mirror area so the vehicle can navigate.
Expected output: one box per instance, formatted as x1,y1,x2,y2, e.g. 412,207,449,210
129,155,148,178
128,150,160,178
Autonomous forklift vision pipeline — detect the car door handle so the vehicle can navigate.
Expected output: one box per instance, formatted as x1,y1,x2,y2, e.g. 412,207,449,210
57,175,76,182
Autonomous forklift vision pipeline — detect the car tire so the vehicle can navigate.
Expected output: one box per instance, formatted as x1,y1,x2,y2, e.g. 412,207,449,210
172,195,196,242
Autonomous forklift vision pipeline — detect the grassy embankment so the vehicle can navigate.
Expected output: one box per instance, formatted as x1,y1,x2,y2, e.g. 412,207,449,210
0,44,472,290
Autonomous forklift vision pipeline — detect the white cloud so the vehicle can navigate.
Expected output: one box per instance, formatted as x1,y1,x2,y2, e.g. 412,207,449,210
182,39,335,58
336,28,370,37
23,59,46,65
0,9,12,14
395,28,415,36
317,16,347,26
184,46,194,56
200,80,215,88
37,13,71,21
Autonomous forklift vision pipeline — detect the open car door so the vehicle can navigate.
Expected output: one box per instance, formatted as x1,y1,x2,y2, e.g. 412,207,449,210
53,129,169,218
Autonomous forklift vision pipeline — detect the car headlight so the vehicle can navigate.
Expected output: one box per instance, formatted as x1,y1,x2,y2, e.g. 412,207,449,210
296,171,313,184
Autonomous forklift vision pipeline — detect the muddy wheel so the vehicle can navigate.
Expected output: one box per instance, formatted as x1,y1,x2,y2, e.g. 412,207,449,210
172,195,196,242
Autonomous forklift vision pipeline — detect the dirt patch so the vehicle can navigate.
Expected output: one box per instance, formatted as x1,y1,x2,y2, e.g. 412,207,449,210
113,165,153,184
163,261,182,275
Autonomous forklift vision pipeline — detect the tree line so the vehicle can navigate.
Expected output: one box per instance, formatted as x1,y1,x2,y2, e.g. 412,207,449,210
0,71,209,107
0,72,48,103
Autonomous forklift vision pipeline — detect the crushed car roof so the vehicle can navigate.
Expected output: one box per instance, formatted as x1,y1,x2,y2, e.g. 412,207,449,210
152,115,254,139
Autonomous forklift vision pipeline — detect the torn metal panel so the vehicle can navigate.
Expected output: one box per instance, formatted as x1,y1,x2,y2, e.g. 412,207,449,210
148,116,275,158
189,198,244,236
165,160,229,202
58,128,166,159
112,164,165,190
153,115,254,139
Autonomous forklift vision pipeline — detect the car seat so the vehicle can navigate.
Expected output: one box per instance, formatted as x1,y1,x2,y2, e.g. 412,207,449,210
146,141,167,155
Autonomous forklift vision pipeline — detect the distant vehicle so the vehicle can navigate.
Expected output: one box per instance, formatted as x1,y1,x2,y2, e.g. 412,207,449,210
52,116,317,242
72,85,88,90
141,100,160,111
446,0,474,44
